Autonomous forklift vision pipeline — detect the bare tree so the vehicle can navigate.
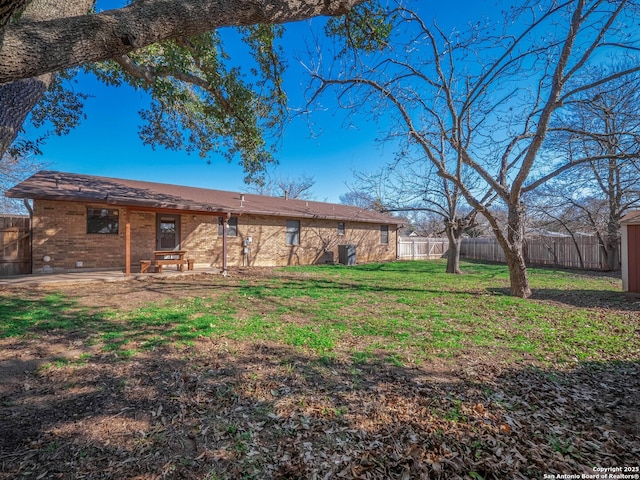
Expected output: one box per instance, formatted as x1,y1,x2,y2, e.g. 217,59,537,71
349,164,478,274
309,0,640,297
0,154,43,214
247,173,316,199
339,190,371,209
532,68,640,270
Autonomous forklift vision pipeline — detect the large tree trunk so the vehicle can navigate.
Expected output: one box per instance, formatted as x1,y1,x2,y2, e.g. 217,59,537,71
487,200,532,298
0,0,93,158
604,222,621,271
504,246,531,298
604,121,621,271
444,220,463,274
505,202,531,298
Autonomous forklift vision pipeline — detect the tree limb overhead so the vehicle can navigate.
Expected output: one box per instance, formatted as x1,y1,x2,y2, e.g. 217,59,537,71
0,0,365,84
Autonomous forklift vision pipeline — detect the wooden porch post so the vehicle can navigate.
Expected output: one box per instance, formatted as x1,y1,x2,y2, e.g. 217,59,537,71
222,213,229,276
125,208,131,276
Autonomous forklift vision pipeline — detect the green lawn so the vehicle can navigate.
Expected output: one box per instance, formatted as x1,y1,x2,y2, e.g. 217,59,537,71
1,260,636,365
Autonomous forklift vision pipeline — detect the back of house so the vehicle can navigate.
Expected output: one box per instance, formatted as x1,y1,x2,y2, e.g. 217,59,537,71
4,171,400,275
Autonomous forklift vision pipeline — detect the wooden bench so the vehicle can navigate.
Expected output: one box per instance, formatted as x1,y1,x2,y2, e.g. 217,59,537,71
154,258,194,273
155,258,187,273
146,251,194,273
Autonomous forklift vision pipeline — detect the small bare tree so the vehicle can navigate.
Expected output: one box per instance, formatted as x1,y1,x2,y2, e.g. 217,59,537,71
0,153,43,214
348,164,478,274
247,174,316,200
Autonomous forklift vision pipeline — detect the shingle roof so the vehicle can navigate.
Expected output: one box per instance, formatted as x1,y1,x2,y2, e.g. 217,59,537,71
5,170,401,225
621,210,640,225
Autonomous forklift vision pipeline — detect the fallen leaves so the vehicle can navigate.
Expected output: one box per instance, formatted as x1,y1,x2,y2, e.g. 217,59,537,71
0,268,638,479
0,345,638,479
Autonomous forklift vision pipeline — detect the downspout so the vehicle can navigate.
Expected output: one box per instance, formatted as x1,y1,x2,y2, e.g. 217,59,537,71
222,212,230,276
125,208,131,277
24,198,33,274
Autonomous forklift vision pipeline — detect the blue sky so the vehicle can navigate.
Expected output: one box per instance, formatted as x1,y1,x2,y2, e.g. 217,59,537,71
21,1,496,203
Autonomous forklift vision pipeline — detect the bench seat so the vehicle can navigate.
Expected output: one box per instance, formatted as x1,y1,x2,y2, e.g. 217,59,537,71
155,258,187,273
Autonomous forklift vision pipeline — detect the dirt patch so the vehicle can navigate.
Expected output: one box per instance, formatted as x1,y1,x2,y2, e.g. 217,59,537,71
1,345,638,478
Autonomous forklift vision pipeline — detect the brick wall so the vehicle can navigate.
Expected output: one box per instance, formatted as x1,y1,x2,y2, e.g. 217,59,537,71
237,215,397,266
33,200,126,273
32,200,397,272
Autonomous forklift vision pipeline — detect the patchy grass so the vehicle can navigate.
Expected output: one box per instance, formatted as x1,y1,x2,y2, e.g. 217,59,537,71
0,260,638,479
0,260,636,364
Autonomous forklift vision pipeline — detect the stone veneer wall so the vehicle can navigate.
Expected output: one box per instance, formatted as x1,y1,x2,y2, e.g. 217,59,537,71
31,200,397,272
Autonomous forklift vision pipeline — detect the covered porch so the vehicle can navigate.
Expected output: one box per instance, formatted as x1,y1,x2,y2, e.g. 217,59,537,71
121,206,235,277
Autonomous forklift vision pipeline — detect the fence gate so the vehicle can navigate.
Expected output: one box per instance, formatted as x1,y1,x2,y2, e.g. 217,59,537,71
0,216,31,276
398,237,449,260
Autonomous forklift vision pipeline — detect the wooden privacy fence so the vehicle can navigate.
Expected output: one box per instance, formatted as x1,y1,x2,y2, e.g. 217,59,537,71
0,216,31,276
460,235,609,270
399,234,611,270
398,237,449,260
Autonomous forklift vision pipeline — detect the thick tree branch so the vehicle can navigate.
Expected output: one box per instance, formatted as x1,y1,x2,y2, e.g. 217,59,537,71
510,0,586,196
115,53,236,117
0,0,93,157
0,0,364,84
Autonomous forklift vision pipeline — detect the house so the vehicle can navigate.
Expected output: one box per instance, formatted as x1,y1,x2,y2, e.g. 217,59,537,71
5,171,400,275
620,210,640,295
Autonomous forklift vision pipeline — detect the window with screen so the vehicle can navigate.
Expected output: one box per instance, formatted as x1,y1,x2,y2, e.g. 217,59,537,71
380,225,389,244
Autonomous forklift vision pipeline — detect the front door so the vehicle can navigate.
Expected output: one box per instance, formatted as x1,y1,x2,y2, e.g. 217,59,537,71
156,214,180,250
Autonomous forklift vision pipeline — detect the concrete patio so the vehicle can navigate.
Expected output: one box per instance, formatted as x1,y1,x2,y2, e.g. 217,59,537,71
0,266,222,287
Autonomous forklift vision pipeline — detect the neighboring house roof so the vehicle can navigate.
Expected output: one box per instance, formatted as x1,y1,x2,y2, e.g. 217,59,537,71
5,170,401,225
621,210,640,225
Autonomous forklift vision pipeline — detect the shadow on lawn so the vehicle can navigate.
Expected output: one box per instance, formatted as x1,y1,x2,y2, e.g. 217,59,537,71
531,288,640,310
133,275,640,317
0,321,638,479
123,275,486,308
487,285,640,311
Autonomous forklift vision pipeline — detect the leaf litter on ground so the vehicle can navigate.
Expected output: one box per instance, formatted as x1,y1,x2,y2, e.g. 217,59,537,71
0,262,638,479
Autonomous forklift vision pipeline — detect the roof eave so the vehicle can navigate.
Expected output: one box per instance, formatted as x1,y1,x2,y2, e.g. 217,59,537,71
5,176,402,225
